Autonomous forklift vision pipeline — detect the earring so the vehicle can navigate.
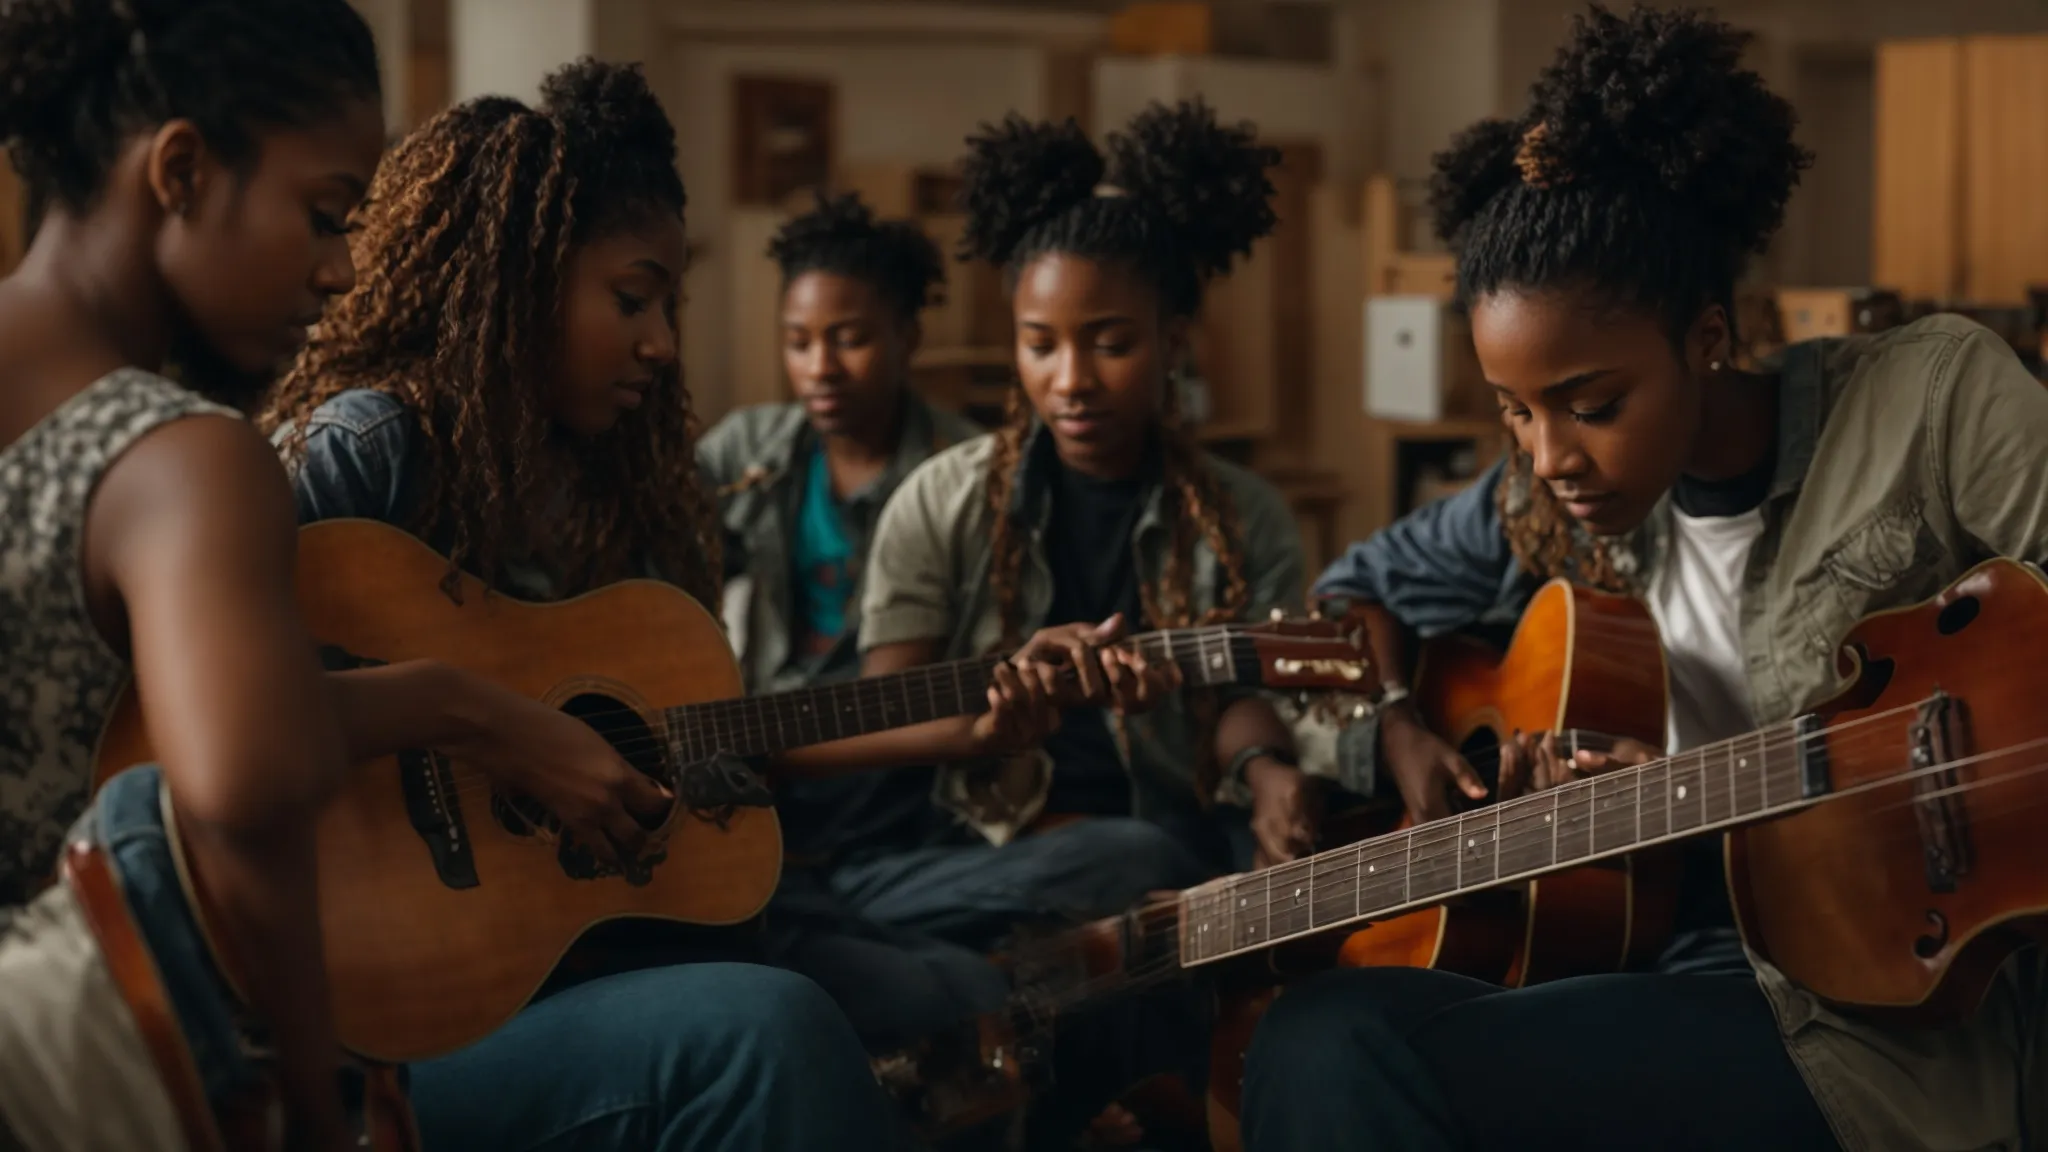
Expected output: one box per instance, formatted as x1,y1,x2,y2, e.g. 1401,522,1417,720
1708,359,1724,372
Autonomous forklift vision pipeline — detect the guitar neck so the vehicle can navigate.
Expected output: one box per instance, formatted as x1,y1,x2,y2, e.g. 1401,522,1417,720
1179,715,1832,967
662,625,1260,764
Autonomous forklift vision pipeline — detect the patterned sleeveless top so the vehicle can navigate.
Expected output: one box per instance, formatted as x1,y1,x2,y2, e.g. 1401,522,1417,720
0,369,237,907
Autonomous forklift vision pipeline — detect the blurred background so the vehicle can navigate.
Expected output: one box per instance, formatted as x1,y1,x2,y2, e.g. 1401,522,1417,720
8,0,2044,572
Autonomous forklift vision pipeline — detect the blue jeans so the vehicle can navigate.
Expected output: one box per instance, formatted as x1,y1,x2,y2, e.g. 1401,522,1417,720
763,869,1010,1054
1240,966,1840,1152
830,817,1212,953
89,766,903,1152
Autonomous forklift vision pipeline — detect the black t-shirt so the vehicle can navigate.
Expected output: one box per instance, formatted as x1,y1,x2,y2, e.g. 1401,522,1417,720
1038,456,1151,816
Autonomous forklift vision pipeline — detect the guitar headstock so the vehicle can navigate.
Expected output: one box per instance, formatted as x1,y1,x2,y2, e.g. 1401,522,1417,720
1243,610,1377,691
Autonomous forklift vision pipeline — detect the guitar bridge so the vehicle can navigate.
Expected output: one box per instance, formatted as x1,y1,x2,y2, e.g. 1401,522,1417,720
1908,692,1972,893
400,748,478,890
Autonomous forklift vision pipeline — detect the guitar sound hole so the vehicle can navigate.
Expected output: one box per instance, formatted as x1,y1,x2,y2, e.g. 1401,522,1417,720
491,693,668,841
1936,595,1980,636
1457,727,1502,802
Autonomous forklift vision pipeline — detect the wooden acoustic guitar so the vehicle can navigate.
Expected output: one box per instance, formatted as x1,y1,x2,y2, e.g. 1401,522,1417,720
883,576,1686,1146
1176,557,2048,1031
1201,580,1682,1148
91,518,1378,1064
61,838,417,1152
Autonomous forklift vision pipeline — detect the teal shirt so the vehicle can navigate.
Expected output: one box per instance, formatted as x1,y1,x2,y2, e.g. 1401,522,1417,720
792,446,857,653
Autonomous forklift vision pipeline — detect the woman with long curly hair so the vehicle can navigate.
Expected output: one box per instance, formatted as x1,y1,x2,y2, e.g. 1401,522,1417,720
856,98,1313,958
1251,6,2048,1151
254,57,1089,1151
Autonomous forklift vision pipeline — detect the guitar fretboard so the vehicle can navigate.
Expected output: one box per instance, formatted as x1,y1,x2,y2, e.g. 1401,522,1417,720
1179,716,1830,966
662,626,1261,765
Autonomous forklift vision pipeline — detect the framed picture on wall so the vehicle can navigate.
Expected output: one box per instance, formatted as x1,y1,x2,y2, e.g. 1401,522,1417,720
733,76,836,207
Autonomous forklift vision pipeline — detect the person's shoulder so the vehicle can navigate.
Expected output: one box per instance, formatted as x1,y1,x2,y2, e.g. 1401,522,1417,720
302,387,413,436
910,431,1000,484
886,432,999,525
1812,314,2020,409
701,402,806,460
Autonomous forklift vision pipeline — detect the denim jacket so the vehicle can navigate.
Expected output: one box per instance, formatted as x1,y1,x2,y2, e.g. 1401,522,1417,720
860,424,1307,844
697,396,980,695
1315,314,2048,1152
278,388,681,600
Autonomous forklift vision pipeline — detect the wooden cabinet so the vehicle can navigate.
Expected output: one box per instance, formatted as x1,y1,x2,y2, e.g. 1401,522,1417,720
1875,36,2048,305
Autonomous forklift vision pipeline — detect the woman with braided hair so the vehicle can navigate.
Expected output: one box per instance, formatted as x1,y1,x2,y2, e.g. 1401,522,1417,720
1247,6,2048,1151
855,99,1314,957
249,59,941,1152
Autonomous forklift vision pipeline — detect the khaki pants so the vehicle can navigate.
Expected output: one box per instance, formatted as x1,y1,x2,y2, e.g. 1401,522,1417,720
0,884,185,1152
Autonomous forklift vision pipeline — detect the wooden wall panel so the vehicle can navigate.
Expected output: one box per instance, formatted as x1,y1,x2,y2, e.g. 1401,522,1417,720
1872,39,1963,301
724,207,792,419
1962,37,2048,305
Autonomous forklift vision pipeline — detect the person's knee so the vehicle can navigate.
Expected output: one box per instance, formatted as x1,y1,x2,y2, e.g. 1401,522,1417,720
1249,967,1464,1077
1062,818,1206,891
678,964,863,1069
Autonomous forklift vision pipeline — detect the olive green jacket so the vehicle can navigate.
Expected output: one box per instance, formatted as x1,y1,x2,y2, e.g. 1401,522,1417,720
1319,315,2048,1151
860,425,1307,844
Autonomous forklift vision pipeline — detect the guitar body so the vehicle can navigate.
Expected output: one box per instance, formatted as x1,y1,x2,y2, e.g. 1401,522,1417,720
1730,558,2048,1020
94,519,783,1063
1408,579,1681,983
1206,579,1679,1151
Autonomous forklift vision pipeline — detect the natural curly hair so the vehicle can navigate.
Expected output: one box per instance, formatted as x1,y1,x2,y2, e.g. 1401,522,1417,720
768,190,946,322
958,100,1279,793
262,59,720,607
1428,4,1812,588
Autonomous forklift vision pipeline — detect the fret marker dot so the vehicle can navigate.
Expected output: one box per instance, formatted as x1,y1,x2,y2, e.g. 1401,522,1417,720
1466,839,1475,849
1676,785,1688,800
1544,814,1553,823
1739,759,1748,768
1367,864,1375,873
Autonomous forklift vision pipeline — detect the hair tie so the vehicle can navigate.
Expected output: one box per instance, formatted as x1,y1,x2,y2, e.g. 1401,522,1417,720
1515,122,1565,189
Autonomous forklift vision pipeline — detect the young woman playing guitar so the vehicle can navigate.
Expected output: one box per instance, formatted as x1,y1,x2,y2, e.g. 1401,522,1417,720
851,99,1316,1145
1244,7,2048,1151
257,57,1149,1146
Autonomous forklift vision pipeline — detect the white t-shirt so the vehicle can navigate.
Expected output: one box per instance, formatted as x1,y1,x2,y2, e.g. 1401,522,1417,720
1644,505,1765,755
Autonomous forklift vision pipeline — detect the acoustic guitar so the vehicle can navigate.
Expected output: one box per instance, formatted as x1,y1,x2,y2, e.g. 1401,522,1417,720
92,518,1378,1063
1177,557,2048,1027
885,576,1685,1146
1201,580,1682,1147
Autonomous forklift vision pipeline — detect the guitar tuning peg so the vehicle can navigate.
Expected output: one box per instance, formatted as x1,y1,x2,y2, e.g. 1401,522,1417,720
1269,607,1285,622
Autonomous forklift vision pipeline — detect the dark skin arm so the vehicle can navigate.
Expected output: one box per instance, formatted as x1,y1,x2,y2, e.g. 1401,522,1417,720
86,416,351,1149
773,615,1175,779
1217,695,1316,867
323,660,676,869
1352,602,1489,824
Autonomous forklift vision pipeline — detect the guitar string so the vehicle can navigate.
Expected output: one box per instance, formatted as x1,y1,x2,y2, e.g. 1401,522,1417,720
1180,720,2048,966
420,627,1372,806
1017,745,2048,1004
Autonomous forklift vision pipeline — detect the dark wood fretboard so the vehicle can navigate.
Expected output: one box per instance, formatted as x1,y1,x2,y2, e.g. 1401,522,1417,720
1179,715,1833,966
662,625,1262,765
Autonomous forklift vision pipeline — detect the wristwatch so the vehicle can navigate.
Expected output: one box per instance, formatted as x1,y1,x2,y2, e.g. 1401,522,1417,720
1227,743,1299,787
